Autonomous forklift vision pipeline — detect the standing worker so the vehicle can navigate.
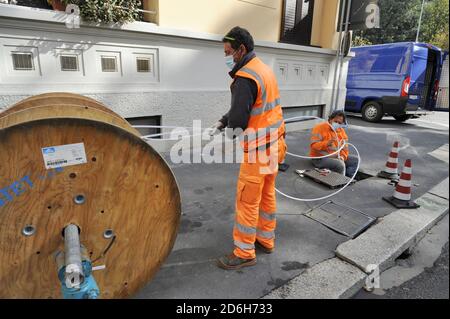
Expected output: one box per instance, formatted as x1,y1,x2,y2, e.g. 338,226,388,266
310,110,358,177
210,26,287,270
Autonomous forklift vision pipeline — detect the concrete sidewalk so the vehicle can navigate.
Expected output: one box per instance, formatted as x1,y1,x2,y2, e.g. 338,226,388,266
134,117,449,299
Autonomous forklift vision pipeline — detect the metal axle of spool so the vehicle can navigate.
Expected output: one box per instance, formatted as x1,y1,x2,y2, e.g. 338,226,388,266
64,224,84,288
55,224,100,299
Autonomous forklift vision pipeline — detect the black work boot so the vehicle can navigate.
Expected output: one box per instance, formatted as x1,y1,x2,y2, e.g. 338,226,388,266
255,240,274,254
216,253,257,270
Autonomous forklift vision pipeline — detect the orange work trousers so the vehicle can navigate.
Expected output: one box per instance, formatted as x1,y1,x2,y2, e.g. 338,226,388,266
233,137,287,259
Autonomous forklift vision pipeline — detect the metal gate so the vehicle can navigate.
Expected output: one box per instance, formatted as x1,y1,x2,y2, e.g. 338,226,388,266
419,56,436,109
436,55,449,111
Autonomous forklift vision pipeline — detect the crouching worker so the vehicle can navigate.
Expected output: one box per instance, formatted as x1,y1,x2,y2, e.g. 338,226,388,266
210,26,287,270
310,110,358,177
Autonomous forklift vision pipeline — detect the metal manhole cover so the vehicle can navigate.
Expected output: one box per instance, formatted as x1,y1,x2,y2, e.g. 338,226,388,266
305,201,376,238
303,170,352,189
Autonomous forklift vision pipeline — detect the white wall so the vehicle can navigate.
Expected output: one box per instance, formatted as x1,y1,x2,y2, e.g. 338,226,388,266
0,4,350,152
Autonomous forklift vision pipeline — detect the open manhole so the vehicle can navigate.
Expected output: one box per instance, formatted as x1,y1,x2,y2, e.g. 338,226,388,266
354,171,374,182
304,200,376,238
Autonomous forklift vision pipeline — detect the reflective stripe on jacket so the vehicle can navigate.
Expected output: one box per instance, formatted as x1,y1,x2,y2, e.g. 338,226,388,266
234,57,286,152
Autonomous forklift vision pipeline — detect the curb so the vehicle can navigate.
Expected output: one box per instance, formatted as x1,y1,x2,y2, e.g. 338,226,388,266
336,178,449,275
264,177,449,299
262,258,367,299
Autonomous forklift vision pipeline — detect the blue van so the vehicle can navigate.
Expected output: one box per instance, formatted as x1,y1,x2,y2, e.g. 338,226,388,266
345,42,447,122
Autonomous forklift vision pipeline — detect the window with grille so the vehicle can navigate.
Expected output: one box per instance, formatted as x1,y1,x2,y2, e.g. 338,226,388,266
136,58,151,73
101,56,117,72
60,55,79,71
280,0,315,46
12,52,34,70
283,105,323,119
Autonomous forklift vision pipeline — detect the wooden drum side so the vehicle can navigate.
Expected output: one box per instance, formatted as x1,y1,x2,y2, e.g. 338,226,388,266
0,118,181,298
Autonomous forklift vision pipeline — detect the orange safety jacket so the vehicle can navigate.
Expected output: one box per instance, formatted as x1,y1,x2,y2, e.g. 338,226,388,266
309,122,349,161
234,57,286,152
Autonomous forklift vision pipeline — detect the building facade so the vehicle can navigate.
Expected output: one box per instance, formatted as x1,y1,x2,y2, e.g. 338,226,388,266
0,1,351,151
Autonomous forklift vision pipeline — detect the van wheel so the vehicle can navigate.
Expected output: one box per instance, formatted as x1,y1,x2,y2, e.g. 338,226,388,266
393,115,412,122
362,101,383,122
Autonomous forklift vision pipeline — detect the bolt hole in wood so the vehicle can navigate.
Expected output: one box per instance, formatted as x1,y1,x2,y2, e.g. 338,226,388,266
47,206,52,210
74,194,86,205
100,210,105,214
92,157,97,162
36,251,40,255
22,225,36,236
69,173,77,179
155,184,159,188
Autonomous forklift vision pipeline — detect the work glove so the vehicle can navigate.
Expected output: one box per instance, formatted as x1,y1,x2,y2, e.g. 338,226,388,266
207,121,225,136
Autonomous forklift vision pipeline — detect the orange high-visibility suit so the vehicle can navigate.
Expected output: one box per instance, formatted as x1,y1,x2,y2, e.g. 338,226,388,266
232,57,287,260
309,122,349,160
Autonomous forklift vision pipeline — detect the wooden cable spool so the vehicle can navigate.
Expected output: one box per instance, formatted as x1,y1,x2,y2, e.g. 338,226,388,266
0,94,181,298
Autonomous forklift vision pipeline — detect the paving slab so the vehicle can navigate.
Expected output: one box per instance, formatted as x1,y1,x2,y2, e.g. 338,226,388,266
263,258,367,299
336,179,449,274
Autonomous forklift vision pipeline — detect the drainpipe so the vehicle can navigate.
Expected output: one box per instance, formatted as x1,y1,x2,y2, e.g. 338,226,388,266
330,0,347,115
334,0,353,111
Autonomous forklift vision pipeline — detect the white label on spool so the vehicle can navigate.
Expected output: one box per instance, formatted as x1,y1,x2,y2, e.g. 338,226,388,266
41,143,87,170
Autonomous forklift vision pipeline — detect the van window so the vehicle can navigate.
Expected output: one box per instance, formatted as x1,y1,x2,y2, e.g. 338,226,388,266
370,54,403,73
349,46,409,75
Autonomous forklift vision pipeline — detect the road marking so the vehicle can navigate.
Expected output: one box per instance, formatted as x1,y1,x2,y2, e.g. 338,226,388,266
412,119,449,128
428,144,449,164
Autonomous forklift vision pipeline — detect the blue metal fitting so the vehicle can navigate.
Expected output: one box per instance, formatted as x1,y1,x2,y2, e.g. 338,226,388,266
58,260,100,299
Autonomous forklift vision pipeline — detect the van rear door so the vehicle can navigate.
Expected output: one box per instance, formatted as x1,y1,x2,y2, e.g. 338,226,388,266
410,44,444,110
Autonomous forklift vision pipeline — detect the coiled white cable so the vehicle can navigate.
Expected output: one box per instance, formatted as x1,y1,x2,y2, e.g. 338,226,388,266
139,115,361,202
275,142,360,202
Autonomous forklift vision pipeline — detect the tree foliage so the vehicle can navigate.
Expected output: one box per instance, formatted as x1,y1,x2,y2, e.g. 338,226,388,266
353,0,448,51
352,35,373,46
421,0,449,50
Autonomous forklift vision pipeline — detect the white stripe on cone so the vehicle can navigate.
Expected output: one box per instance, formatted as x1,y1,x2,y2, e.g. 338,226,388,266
394,191,411,201
402,166,412,174
385,167,398,174
388,157,399,163
398,179,412,188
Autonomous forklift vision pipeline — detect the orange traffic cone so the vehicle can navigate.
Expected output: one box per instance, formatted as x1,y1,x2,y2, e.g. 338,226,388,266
378,141,400,181
383,159,420,209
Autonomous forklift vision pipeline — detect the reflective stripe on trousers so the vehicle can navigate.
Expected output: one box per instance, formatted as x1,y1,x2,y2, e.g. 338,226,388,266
233,138,286,259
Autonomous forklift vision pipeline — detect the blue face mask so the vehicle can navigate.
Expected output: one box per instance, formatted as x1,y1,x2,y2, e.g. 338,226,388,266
225,55,235,70
331,122,348,130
